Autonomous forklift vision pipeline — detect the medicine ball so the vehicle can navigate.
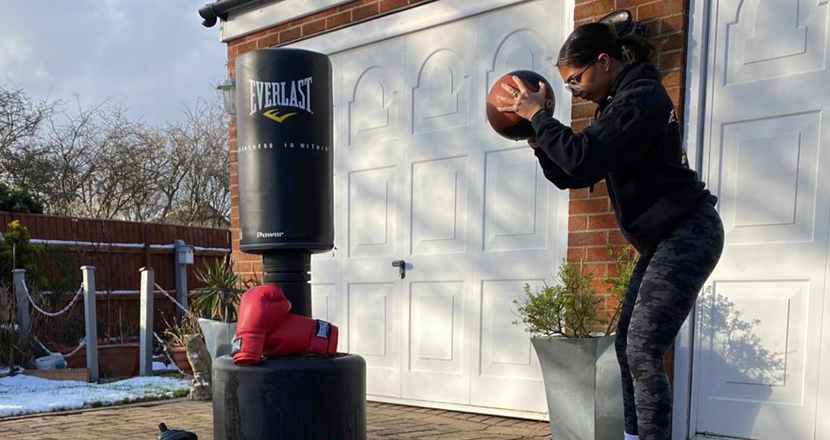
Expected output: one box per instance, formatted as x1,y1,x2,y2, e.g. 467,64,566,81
486,70,555,141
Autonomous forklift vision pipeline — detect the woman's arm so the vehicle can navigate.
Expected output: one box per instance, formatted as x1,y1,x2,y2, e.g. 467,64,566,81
532,141,604,189
530,84,668,178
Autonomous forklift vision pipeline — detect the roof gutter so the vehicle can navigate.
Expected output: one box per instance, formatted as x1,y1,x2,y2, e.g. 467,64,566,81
199,0,263,27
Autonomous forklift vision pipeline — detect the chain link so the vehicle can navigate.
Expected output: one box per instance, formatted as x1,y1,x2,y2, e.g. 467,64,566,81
24,282,85,318
153,283,194,317
31,334,85,358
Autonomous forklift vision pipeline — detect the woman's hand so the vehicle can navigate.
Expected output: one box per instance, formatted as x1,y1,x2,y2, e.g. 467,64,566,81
496,76,547,121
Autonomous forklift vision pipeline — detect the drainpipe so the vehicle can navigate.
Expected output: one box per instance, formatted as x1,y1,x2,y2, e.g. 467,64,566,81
198,0,261,27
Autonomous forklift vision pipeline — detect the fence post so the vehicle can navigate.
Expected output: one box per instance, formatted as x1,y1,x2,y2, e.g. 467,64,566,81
12,269,30,342
174,239,194,320
139,267,154,376
81,266,99,383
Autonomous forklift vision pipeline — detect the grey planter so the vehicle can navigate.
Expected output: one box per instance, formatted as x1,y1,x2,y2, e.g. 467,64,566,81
198,318,237,360
531,335,624,440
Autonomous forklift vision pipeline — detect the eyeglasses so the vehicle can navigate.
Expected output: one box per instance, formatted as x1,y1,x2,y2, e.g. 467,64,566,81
565,59,598,93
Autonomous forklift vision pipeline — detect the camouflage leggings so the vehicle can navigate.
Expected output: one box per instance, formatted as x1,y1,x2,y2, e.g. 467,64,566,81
615,201,724,440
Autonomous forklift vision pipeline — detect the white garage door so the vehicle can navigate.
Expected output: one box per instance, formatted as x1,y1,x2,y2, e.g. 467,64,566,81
308,0,571,416
691,0,830,439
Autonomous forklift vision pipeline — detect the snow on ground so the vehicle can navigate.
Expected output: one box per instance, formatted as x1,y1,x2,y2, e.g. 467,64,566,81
153,361,178,372
0,374,189,418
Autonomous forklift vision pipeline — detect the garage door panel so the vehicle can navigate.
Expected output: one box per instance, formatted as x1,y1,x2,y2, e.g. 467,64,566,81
410,156,468,256
483,148,549,252
724,0,827,85
407,20,477,137
717,112,821,246
693,0,830,438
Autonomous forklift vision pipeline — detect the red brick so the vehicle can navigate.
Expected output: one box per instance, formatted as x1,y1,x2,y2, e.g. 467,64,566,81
379,0,408,13
570,198,610,215
659,33,684,52
568,247,587,262
570,188,590,199
659,50,684,70
570,215,588,231
586,246,608,262
302,18,327,36
255,34,279,49
236,40,256,55
583,263,607,277
662,68,682,88
659,14,684,35
574,0,616,21
590,279,612,294
337,2,359,13
327,11,352,29
279,27,302,44
616,0,652,10
586,181,608,198
588,213,618,229
638,0,683,19
666,87,682,107
353,3,379,21
575,18,593,28
570,231,608,247
308,9,337,22
266,23,291,35
586,245,628,262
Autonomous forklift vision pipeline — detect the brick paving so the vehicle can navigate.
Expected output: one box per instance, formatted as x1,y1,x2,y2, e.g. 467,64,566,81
0,399,552,440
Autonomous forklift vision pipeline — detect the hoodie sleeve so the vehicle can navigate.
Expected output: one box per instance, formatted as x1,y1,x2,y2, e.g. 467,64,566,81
530,88,666,178
534,147,603,189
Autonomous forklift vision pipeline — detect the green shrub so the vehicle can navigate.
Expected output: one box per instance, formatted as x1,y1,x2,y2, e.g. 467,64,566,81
513,245,638,338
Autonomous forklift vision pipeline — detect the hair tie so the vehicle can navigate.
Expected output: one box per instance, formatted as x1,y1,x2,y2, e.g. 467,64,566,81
621,45,635,64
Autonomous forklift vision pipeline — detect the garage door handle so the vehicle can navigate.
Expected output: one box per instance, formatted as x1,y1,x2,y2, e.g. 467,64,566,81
391,260,406,279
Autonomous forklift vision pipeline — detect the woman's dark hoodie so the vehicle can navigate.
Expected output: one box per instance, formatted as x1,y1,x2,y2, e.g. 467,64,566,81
530,61,716,258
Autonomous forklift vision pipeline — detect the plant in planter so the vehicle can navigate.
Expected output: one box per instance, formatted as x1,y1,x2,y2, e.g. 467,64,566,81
513,245,637,440
191,257,251,360
96,308,141,379
161,311,203,374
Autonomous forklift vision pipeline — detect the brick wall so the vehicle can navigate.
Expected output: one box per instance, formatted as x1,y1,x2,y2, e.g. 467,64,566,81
225,0,437,281
569,0,689,325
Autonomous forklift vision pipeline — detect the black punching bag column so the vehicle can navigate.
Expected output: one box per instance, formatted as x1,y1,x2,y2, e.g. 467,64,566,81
212,48,366,440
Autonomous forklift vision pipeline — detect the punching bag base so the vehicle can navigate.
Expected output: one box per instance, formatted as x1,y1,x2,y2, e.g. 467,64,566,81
213,354,367,440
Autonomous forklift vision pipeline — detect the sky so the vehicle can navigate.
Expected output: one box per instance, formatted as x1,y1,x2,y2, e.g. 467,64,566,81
0,1,227,126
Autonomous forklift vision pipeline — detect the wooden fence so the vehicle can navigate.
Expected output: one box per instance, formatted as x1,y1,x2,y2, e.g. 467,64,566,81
0,211,232,343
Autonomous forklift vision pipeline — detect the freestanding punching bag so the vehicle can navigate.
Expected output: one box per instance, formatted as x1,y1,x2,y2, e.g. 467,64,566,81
213,48,366,440
236,47,333,317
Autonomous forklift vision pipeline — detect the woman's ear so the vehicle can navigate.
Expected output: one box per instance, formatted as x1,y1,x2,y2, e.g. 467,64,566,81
598,53,612,72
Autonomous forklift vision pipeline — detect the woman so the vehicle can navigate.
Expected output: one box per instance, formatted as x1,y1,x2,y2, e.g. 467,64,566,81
497,23,724,440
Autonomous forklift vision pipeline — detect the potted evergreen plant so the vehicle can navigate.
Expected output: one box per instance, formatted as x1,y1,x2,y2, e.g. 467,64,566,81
513,245,637,440
191,257,247,360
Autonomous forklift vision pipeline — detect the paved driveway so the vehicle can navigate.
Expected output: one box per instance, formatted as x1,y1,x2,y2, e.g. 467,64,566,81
0,399,552,440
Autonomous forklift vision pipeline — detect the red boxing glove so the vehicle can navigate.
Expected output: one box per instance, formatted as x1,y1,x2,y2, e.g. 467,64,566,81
262,314,339,358
232,285,292,366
